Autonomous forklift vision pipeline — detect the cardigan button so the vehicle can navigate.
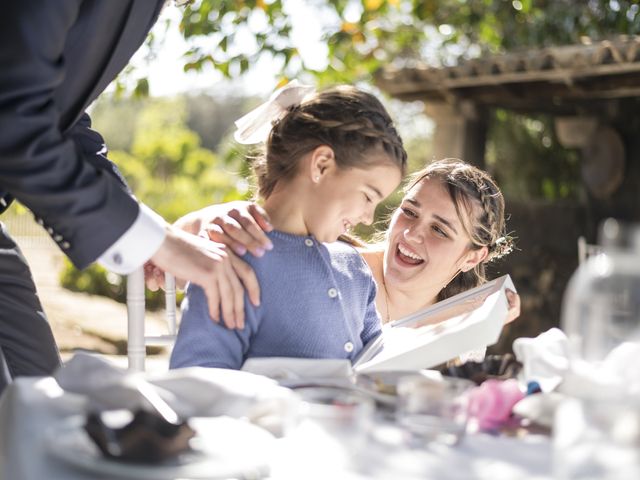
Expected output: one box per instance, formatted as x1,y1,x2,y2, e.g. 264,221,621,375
344,341,354,353
304,238,314,247
327,288,338,298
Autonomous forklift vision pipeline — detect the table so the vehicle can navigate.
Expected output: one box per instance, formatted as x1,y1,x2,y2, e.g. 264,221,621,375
0,377,553,480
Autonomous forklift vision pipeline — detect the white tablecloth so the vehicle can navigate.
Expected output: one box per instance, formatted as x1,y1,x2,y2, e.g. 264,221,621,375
0,377,553,480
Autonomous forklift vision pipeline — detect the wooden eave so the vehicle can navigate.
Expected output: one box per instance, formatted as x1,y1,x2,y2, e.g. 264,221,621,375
375,37,640,114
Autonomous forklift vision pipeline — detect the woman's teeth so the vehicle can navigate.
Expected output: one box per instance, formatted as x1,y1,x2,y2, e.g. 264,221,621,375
397,244,424,265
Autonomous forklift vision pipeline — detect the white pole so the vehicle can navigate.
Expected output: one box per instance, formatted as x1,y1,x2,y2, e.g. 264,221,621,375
127,267,146,371
165,273,177,335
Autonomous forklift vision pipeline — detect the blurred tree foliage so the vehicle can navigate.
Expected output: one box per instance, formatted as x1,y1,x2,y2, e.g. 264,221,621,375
178,0,640,84
185,94,249,151
486,110,582,202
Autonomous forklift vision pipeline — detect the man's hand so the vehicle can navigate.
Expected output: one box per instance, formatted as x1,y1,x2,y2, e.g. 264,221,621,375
146,201,272,290
149,226,260,329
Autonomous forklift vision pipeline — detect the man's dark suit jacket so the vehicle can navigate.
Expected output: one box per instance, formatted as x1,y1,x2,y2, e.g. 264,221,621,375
0,1,165,269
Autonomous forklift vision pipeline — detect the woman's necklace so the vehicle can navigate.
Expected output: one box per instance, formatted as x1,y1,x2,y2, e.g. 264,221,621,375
380,274,392,324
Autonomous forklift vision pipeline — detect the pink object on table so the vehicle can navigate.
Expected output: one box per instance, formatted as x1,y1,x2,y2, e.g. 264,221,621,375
467,379,525,431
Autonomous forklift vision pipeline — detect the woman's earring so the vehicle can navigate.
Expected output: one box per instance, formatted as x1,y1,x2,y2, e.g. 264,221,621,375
314,175,320,182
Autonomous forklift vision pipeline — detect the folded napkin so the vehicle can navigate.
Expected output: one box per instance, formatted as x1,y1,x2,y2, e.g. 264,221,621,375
54,353,299,435
512,327,570,392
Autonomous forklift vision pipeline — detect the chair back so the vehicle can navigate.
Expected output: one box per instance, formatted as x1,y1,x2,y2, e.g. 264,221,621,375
127,268,177,371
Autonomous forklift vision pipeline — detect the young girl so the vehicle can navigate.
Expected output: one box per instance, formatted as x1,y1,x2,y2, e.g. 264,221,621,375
169,84,407,370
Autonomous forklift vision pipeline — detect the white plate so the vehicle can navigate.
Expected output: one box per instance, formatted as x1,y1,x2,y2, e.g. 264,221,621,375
45,415,274,479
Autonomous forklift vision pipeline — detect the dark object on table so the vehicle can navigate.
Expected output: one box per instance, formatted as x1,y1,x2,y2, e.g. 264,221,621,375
84,409,196,464
437,354,523,385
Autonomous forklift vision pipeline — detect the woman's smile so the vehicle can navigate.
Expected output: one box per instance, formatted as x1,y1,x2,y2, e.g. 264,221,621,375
395,241,425,266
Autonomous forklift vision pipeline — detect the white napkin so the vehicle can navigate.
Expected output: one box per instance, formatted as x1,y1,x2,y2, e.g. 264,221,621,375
512,329,640,428
512,392,565,428
512,327,570,392
54,353,299,435
560,341,640,401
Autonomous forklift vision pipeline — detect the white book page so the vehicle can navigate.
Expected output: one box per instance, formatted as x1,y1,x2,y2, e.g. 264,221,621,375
390,275,509,329
354,275,514,373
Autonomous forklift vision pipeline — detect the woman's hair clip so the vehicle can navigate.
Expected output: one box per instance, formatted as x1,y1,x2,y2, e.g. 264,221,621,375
490,235,515,260
234,80,315,145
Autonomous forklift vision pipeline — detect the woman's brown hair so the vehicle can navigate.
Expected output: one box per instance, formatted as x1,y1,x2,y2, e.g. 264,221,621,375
404,159,513,302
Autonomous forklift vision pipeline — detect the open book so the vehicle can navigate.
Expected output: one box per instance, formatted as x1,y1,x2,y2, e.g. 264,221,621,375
242,275,515,379
352,274,515,373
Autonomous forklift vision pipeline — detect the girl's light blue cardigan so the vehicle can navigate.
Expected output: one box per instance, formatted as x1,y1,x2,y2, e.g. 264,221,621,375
169,230,381,370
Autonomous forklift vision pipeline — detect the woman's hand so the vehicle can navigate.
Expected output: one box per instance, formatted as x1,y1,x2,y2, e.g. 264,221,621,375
201,201,274,257
505,289,521,324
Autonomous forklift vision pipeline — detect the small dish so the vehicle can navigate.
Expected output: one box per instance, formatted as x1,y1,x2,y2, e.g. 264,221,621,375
45,415,274,479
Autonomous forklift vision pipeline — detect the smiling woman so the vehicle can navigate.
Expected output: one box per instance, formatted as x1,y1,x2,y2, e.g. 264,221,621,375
360,159,517,324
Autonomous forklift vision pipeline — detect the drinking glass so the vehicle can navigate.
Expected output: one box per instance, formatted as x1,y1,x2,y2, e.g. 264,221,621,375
396,375,474,446
291,387,375,471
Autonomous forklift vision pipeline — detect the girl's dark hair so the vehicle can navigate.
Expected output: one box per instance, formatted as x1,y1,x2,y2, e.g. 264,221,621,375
403,159,513,302
252,85,407,198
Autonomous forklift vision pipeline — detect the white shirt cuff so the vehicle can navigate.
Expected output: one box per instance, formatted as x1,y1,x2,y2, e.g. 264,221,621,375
98,203,167,275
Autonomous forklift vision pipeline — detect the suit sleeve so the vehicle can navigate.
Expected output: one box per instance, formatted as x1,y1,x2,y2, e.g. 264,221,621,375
0,2,141,269
169,284,258,370
69,113,132,192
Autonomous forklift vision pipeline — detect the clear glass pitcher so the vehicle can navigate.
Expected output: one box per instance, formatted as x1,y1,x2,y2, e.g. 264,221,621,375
555,219,640,480
561,218,640,365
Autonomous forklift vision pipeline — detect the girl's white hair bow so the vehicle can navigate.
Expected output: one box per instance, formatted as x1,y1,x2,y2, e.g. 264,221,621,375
234,80,315,145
